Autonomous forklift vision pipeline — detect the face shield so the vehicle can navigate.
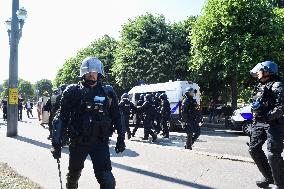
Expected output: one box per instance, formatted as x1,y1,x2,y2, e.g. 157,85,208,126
250,63,263,78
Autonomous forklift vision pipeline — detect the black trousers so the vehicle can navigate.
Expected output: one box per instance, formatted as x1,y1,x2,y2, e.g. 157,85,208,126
143,119,156,139
124,115,131,135
18,108,22,120
161,116,170,136
185,122,201,144
26,108,33,118
3,108,7,120
132,114,142,135
153,114,161,133
249,121,284,187
68,140,115,189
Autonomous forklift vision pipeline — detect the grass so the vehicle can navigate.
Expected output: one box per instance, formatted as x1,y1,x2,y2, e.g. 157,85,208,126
0,162,43,189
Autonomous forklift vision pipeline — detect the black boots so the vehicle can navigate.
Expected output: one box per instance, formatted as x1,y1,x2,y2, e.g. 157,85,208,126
185,134,192,150
256,177,273,188
66,172,81,189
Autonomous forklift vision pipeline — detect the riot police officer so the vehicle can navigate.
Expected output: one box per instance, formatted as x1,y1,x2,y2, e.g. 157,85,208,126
153,93,162,134
249,61,284,189
119,93,136,139
137,94,158,142
132,94,145,137
51,57,125,189
46,85,67,140
181,87,202,150
159,93,171,138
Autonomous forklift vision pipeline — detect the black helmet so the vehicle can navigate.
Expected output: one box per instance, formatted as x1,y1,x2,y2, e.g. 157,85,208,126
159,93,167,100
145,94,153,102
59,84,68,95
185,87,194,93
121,93,129,100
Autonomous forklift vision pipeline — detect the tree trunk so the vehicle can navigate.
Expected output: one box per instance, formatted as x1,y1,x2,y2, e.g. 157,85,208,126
231,71,238,110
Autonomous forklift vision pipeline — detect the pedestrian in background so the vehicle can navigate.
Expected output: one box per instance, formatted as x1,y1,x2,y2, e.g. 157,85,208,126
24,99,33,118
18,97,24,121
208,99,216,123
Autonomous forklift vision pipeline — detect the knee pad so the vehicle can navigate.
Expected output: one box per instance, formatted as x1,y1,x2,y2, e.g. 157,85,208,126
97,171,116,189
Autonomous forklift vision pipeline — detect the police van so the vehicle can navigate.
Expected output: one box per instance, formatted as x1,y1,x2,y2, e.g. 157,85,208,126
128,80,200,129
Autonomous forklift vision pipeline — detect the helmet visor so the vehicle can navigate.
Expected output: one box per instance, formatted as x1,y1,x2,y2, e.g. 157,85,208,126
250,63,262,77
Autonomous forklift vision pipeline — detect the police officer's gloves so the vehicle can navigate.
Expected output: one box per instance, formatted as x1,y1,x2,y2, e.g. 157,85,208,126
51,146,61,159
115,137,126,153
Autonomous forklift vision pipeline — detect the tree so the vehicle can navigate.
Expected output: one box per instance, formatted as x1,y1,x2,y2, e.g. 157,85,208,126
190,0,284,108
112,13,195,89
18,80,34,100
0,80,8,99
35,79,53,96
54,35,118,88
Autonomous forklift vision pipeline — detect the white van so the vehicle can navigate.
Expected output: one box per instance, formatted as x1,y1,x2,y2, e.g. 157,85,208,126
128,80,200,128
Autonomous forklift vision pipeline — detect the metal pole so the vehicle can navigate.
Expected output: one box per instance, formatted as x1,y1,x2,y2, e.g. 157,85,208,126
7,0,19,137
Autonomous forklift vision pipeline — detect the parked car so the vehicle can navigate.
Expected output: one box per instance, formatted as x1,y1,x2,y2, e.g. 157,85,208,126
230,105,253,135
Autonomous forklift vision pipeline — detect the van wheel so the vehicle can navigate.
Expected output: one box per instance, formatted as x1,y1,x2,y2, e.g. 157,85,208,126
242,121,252,136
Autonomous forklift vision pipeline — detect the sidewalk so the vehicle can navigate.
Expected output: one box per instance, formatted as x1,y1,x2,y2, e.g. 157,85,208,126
0,118,262,189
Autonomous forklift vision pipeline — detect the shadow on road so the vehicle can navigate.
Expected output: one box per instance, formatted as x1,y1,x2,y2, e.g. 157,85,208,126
12,135,214,189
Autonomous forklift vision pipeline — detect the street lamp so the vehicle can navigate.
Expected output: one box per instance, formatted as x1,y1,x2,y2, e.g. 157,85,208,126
5,7,27,44
5,0,27,137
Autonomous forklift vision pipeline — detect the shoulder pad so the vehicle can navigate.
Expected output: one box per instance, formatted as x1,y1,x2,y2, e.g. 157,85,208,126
272,82,284,91
63,84,81,96
102,85,116,98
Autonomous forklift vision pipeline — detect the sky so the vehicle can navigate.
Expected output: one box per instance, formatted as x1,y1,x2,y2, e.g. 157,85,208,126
0,0,206,84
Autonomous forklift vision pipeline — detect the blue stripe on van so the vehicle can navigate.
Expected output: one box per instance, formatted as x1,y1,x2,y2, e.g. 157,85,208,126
241,113,253,120
171,101,181,113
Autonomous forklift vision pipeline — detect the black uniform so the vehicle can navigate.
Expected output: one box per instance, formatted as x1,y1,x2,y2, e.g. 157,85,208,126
45,93,61,139
132,97,144,136
181,96,202,149
119,99,136,139
153,97,162,134
160,98,171,138
137,100,157,141
249,78,284,188
2,99,7,121
52,82,125,189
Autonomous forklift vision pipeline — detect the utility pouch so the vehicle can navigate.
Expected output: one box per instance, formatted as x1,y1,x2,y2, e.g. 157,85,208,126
92,119,112,138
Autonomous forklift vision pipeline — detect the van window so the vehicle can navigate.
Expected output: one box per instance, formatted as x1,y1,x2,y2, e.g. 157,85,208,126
166,90,178,102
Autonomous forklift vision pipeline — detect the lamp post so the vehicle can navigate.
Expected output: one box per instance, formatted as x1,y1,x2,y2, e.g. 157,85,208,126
5,0,27,137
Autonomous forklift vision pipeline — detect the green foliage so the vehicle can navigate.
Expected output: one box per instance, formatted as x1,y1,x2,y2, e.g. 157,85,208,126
0,79,35,100
112,13,195,89
54,35,118,88
18,80,34,100
35,79,53,96
0,80,8,99
190,0,284,106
